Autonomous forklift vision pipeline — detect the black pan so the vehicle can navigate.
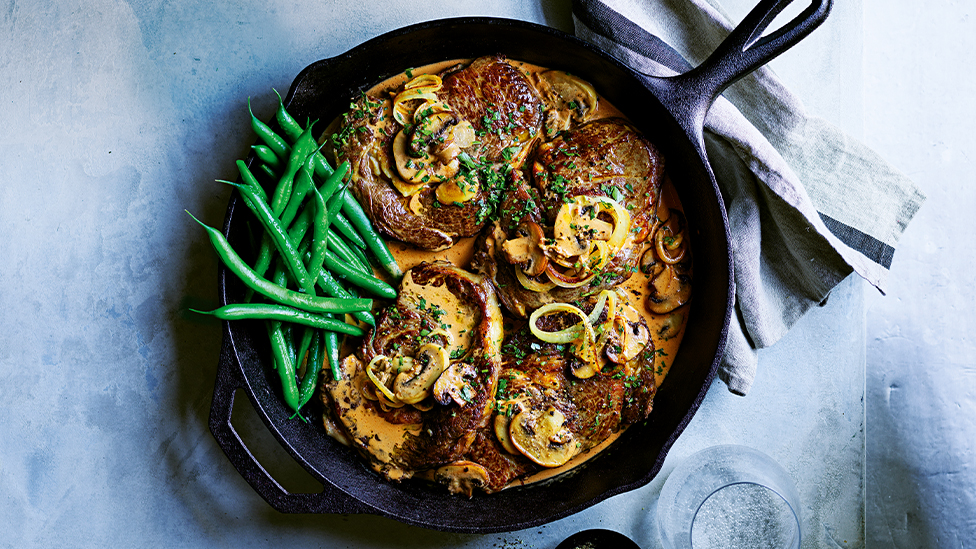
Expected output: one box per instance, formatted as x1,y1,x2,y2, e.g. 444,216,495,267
209,0,830,533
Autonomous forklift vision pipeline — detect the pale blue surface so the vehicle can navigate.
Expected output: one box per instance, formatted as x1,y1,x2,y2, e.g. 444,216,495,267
860,2,976,547
0,0,896,546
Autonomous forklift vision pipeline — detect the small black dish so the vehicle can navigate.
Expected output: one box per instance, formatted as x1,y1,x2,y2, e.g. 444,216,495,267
555,529,642,549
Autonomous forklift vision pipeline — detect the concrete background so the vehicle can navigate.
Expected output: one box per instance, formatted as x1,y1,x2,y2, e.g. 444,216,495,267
0,0,970,546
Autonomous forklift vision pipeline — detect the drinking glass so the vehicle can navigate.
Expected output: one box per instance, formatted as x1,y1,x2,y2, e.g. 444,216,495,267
657,445,801,549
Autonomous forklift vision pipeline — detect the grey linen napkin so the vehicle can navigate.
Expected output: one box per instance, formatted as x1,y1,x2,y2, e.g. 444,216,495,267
572,0,925,394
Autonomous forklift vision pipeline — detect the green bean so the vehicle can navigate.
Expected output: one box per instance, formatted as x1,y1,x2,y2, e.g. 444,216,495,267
327,230,370,275
321,161,350,209
193,303,365,336
266,263,296,368
315,267,375,327
258,163,277,183
274,90,336,182
332,207,367,249
187,211,371,313
280,189,376,326
267,321,300,413
274,89,304,141
235,160,280,288
321,249,397,299
226,181,315,295
235,160,269,203
347,239,373,274
248,98,290,159
284,161,349,244
265,266,295,372
295,327,314,375
307,187,331,286
251,145,281,170
272,126,318,216
222,162,269,306
341,193,402,279
281,321,295,359
298,329,326,408
322,317,341,381
280,154,316,229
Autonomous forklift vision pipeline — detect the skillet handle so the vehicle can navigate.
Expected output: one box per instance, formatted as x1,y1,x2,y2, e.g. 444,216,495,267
657,0,831,131
209,328,371,515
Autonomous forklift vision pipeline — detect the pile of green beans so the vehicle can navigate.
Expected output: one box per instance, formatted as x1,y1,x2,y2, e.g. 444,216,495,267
190,92,402,419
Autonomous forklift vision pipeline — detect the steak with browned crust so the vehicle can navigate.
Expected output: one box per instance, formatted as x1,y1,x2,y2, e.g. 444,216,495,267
321,262,504,481
460,302,657,492
533,117,664,228
436,55,544,164
332,56,543,251
473,118,665,316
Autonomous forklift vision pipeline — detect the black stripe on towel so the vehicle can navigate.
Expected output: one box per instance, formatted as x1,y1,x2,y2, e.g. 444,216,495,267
819,213,894,269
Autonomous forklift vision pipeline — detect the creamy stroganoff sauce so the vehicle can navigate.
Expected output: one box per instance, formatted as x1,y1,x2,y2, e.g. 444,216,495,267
324,58,690,490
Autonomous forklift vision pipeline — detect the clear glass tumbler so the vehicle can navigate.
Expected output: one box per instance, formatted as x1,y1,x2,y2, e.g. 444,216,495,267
657,445,801,549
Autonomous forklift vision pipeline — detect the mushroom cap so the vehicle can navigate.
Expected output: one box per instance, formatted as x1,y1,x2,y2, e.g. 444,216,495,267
434,173,478,205
433,361,476,407
537,69,599,135
501,220,549,277
408,111,459,157
393,343,450,405
647,263,691,314
434,460,490,497
509,406,578,468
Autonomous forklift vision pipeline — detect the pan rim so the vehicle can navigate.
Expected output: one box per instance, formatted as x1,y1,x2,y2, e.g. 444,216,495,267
213,16,732,533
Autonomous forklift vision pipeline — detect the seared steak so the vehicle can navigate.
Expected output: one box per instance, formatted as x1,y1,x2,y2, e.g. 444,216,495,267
436,55,544,164
473,118,665,316
533,117,664,228
460,302,657,492
322,262,504,480
332,56,544,251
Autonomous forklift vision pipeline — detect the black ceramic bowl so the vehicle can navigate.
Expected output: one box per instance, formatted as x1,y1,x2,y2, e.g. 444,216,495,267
209,0,829,533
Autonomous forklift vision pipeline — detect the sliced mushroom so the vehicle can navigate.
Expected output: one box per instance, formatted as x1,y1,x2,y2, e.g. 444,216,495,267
433,138,461,164
537,70,599,134
509,406,578,468
640,245,665,276
409,112,458,156
647,263,692,314
501,220,549,277
433,361,476,406
393,129,432,184
494,373,541,454
604,302,651,364
392,343,449,405
566,324,600,379
654,209,687,265
551,211,590,259
494,405,522,455
435,174,479,205
570,358,599,380
452,120,476,149
657,311,684,341
408,192,425,215
393,112,465,186
434,460,490,497
430,119,476,164
550,200,616,265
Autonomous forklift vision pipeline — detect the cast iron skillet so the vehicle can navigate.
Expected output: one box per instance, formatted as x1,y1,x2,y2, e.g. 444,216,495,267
209,0,830,533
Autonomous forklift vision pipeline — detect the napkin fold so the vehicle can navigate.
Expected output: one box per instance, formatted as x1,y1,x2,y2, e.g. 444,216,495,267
572,0,925,394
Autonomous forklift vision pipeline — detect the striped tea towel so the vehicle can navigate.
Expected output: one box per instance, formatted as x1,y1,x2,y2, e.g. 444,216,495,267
572,0,925,394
